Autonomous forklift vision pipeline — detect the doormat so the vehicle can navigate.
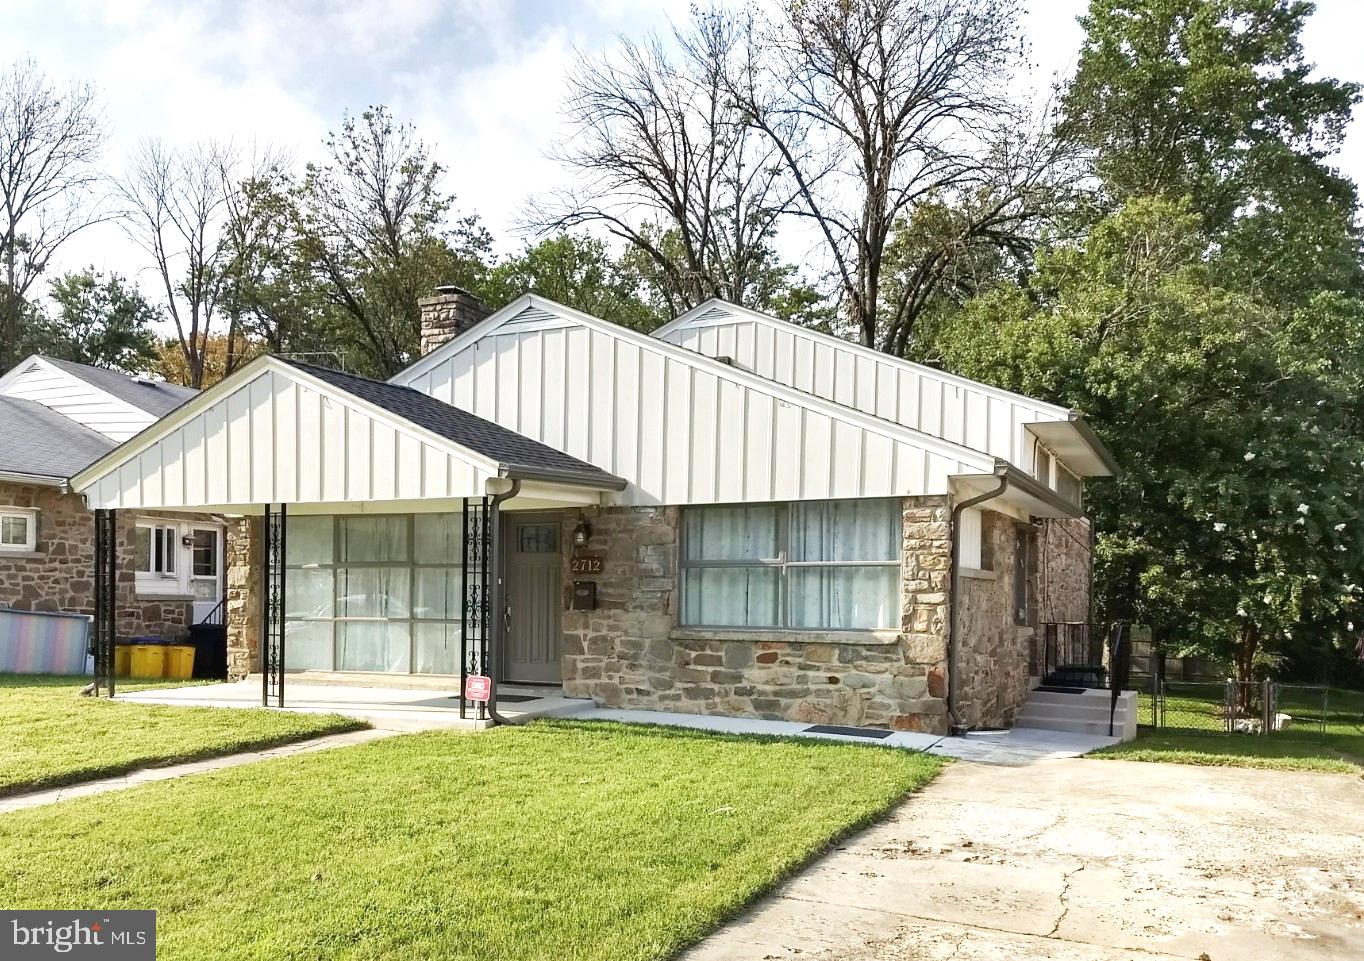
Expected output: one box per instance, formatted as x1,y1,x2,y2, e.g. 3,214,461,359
1035,686,1089,695
496,694,543,703
803,724,894,739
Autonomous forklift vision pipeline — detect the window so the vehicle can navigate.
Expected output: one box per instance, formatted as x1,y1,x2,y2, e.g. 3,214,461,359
1055,466,1082,507
0,510,36,552
1013,525,1033,625
284,513,464,675
1033,447,1053,485
957,507,993,571
135,524,178,576
191,529,218,576
681,499,900,631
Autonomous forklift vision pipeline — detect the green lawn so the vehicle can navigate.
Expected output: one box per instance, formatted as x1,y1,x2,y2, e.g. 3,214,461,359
1094,685,1364,774
0,674,367,797
0,721,942,961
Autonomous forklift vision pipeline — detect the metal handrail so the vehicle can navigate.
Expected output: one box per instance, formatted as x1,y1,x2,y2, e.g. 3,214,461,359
197,597,227,626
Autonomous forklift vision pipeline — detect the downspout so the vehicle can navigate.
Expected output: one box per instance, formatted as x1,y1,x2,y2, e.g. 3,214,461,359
486,478,522,727
947,473,1010,733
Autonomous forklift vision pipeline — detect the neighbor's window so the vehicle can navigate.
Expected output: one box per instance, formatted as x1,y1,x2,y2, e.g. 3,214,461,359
681,499,900,630
134,524,178,576
957,507,992,571
0,509,36,552
1033,447,1053,485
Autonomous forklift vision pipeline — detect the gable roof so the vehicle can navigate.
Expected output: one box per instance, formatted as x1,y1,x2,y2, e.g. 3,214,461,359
654,299,1118,477
276,359,623,488
38,356,197,416
0,395,116,483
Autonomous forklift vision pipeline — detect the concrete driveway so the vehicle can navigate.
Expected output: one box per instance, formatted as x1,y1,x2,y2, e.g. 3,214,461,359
683,758,1364,961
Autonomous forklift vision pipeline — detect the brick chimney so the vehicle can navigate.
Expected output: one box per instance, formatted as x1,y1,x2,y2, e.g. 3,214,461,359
418,284,490,355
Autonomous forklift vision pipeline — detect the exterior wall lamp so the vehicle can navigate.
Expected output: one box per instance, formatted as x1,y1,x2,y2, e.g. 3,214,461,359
572,516,592,549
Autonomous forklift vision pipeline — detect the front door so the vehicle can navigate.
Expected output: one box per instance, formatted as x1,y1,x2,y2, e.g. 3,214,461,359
503,515,563,684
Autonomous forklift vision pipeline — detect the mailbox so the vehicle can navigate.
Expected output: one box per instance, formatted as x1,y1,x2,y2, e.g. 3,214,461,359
571,580,597,611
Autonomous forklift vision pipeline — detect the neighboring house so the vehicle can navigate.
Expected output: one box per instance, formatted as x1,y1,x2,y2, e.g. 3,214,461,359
70,288,1119,733
0,356,225,639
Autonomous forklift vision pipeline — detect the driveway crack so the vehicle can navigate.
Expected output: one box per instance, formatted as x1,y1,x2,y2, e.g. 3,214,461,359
1047,861,1087,938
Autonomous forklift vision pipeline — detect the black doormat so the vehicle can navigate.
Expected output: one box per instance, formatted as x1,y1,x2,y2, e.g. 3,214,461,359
1035,685,1089,695
804,724,894,739
496,694,543,703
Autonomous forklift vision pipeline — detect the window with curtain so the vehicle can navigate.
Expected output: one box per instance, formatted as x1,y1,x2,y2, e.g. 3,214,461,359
681,499,901,630
284,513,463,674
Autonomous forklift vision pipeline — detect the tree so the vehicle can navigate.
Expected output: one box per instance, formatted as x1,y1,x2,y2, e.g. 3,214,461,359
295,106,490,377
938,198,1364,684
477,234,661,331
536,10,796,316
151,332,264,389
26,268,159,371
1058,0,1363,304
118,140,232,389
0,59,108,369
734,0,1068,352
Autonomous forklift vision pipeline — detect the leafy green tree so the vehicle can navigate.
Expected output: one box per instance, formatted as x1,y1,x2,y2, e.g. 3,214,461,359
295,107,491,376
1058,0,1362,302
26,268,159,372
938,198,1364,683
477,234,661,331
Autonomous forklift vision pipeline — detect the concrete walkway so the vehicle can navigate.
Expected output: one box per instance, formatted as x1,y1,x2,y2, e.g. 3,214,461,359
681,758,1364,961
575,707,1120,764
0,728,394,814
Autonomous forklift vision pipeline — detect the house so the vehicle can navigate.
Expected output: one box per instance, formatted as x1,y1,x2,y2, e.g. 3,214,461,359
69,288,1118,733
0,356,225,641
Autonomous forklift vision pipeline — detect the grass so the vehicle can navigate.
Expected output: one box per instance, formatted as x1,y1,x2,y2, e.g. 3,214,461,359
1094,684,1364,774
0,720,942,961
0,674,367,797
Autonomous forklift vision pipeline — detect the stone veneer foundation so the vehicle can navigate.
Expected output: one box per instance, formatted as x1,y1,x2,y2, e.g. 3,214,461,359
0,482,196,639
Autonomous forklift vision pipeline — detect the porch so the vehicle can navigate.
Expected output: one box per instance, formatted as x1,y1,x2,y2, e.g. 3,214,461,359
115,679,591,731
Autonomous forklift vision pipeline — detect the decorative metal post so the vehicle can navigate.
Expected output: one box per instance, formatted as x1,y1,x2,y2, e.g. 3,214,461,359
459,497,490,720
261,504,287,707
92,508,118,697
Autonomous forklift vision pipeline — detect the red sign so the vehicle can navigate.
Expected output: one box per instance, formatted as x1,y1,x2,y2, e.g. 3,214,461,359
464,675,492,702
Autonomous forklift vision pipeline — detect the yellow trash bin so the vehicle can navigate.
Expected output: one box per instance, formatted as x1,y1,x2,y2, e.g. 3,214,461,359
129,642,168,679
164,644,195,680
114,643,133,678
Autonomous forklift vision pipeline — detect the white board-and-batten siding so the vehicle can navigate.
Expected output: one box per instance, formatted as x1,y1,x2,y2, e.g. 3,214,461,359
657,304,1069,473
84,367,492,510
0,361,154,441
395,304,995,506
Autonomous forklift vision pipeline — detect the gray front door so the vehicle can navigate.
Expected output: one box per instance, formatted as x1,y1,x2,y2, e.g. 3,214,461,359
503,515,563,684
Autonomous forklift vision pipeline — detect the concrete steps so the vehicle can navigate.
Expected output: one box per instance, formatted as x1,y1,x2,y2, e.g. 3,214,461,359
1015,687,1138,741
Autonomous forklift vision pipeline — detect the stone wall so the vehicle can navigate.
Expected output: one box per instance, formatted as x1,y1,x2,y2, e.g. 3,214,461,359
0,482,193,639
225,515,262,678
1038,517,1091,624
560,497,953,733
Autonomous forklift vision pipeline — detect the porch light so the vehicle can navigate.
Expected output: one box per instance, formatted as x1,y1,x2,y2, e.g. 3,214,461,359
572,516,592,548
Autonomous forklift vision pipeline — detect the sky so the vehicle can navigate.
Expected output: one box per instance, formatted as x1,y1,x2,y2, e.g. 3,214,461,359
3,0,1364,302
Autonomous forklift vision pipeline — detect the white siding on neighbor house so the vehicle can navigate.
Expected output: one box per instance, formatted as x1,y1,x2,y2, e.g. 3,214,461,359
394,301,996,507
80,366,498,510
0,359,154,441
656,303,1070,474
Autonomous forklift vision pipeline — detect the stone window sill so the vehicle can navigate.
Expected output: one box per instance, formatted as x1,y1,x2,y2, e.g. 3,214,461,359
670,627,902,647
958,567,997,581
135,593,195,602
0,550,44,560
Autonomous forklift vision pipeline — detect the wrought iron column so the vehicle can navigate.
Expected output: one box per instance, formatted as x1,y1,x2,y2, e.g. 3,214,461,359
261,504,286,707
92,508,117,697
460,497,490,720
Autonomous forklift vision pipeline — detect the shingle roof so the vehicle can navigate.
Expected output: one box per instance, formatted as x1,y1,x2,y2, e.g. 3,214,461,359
278,358,625,488
40,356,198,416
0,396,117,480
